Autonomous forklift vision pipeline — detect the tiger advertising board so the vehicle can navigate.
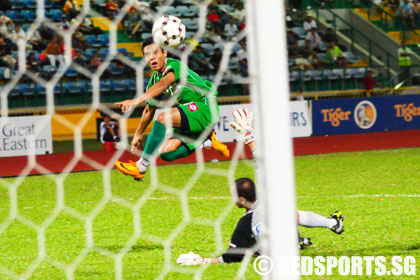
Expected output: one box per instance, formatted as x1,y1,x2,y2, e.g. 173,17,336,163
312,95,420,136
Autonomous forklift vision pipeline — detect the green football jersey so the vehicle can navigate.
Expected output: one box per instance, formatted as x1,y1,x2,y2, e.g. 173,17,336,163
146,58,218,107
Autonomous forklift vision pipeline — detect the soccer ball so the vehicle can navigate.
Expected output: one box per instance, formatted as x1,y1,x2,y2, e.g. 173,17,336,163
152,15,186,48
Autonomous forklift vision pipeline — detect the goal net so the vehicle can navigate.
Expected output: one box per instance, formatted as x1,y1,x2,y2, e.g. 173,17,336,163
0,0,297,279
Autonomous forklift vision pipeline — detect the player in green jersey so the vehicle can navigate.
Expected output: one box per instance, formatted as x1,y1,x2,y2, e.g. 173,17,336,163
115,37,229,180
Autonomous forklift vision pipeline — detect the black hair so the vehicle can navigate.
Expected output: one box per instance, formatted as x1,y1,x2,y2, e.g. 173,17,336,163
235,177,256,202
142,36,162,53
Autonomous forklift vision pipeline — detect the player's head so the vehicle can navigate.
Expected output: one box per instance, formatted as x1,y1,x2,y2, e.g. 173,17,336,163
233,177,256,209
142,37,167,72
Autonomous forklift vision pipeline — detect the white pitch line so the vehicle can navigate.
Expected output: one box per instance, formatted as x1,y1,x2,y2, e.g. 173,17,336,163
144,194,420,200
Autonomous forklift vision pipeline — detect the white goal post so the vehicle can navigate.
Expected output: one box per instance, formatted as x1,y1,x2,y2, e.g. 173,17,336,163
247,0,300,279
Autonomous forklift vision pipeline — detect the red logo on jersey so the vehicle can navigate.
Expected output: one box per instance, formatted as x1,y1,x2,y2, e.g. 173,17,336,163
188,103,198,112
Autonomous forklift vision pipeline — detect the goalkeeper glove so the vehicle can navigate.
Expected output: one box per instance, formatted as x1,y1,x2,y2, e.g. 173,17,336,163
230,108,255,144
176,252,211,265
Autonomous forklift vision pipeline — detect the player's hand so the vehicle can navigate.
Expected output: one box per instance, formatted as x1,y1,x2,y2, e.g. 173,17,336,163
115,99,139,113
130,134,143,155
230,108,255,144
176,252,209,265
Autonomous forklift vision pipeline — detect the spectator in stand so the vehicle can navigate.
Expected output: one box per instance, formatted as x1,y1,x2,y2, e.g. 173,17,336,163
45,37,63,67
294,89,305,101
383,0,400,13
396,0,415,28
39,23,54,42
100,115,120,151
73,51,87,68
289,41,312,70
232,3,246,22
303,15,317,33
191,46,212,74
287,30,299,46
27,24,44,51
77,17,103,35
362,70,377,94
89,51,101,72
208,8,222,33
63,0,79,19
300,39,324,68
322,27,337,44
210,47,223,74
0,37,16,67
224,17,239,40
106,0,119,18
240,16,246,31
236,40,248,61
325,41,347,67
59,17,70,31
72,29,91,50
305,27,322,52
187,34,200,51
26,52,40,72
0,12,14,33
398,41,412,83
412,0,420,26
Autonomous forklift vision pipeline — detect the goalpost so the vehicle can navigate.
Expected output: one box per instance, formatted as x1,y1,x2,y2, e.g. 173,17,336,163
0,0,298,279
247,0,299,279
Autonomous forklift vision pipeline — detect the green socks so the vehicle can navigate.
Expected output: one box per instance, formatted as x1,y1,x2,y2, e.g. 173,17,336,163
142,121,166,162
160,145,194,161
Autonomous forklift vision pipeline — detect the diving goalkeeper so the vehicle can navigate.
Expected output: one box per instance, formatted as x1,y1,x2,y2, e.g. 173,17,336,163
177,108,344,265
115,37,229,181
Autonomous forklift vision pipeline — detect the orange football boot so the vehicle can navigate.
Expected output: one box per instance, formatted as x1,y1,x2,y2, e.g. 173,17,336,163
206,131,230,158
115,160,145,181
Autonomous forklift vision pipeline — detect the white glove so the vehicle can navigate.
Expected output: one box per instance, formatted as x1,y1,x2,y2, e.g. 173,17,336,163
176,252,210,265
230,108,255,144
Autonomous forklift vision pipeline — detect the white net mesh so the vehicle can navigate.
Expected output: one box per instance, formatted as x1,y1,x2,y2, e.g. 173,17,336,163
0,0,260,279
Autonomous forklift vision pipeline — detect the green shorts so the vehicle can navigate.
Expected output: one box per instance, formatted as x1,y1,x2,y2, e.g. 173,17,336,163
173,98,219,150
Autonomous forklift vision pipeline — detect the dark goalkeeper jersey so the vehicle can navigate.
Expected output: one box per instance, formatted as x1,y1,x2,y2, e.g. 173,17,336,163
220,202,261,263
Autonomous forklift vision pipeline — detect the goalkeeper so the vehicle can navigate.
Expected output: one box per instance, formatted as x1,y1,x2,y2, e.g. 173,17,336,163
115,37,229,181
177,108,344,265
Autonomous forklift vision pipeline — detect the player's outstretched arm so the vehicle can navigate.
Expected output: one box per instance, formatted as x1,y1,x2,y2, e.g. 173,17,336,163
115,72,176,113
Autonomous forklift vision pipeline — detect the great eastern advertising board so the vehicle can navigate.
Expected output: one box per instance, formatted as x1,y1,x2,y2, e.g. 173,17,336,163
312,95,420,136
0,115,53,157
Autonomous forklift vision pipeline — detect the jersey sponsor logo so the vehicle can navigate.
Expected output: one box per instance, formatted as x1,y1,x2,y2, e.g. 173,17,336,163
321,108,351,127
188,103,198,112
394,103,420,122
354,100,377,129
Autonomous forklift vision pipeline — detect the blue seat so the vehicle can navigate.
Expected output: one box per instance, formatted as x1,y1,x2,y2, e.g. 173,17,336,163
16,84,34,96
108,63,125,75
21,10,35,22
201,43,215,55
176,6,190,16
85,35,98,46
65,67,79,78
63,82,79,94
121,79,136,91
112,80,127,92
342,52,360,64
12,0,25,9
100,80,111,92
35,84,46,95
117,48,128,56
188,5,199,17
98,34,109,46
182,18,198,30
54,83,62,94
99,48,109,57
76,81,88,92
23,0,37,8
291,27,306,39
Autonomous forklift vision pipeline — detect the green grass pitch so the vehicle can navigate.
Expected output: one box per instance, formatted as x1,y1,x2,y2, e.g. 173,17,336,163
0,148,419,279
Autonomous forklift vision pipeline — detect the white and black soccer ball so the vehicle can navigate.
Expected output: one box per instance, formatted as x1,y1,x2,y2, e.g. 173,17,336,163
152,15,186,49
